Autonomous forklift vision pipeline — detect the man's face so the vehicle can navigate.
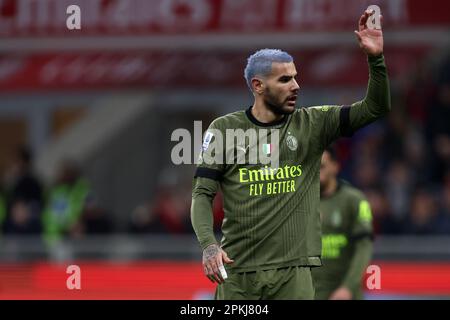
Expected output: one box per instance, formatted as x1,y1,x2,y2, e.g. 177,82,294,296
260,62,300,115
320,151,339,189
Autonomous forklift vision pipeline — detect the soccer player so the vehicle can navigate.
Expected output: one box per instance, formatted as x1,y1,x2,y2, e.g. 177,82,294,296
191,9,390,299
312,147,373,300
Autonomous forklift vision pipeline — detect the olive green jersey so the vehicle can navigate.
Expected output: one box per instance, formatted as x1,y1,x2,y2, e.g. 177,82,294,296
191,54,389,273
312,180,374,299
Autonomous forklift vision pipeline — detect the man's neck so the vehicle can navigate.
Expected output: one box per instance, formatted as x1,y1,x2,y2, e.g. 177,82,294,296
251,101,284,124
321,178,338,198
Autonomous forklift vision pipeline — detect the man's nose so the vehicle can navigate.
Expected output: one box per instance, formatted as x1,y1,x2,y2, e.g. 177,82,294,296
292,79,300,92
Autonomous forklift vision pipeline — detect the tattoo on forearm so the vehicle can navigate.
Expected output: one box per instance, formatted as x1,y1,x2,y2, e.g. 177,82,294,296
203,244,219,261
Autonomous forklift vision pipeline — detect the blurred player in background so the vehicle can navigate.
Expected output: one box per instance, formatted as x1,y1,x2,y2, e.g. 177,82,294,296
2,146,43,234
312,147,373,300
191,9,390,299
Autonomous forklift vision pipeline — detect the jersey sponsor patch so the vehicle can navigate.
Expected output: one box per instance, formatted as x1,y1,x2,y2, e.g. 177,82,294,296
202,131,214,151
321,234,348,259
236,145,248,153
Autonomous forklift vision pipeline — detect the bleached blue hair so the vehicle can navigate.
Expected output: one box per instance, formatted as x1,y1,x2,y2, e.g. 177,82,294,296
244,48,293,91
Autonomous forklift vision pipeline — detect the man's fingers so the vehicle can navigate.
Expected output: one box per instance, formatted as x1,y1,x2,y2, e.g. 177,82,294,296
204,266,215,283
205,263,221,283
208,272,220,284
365,9,375,18
204,263,213,276
358,14,365,31
223,256,234,264
205,263,219,283
359,9,374,31
222,251,234,264
209,260,224,284
211,273,221,284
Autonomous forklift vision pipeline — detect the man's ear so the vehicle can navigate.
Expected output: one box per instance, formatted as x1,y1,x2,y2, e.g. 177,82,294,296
251,78,264,94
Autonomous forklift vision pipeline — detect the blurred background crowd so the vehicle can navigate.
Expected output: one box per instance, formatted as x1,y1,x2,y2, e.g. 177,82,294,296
337,53,450,235
1,0,449,300
0,0,449,242
1,53,449,240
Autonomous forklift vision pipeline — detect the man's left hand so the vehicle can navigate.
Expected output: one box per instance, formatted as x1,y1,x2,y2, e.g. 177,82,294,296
354,9,383,57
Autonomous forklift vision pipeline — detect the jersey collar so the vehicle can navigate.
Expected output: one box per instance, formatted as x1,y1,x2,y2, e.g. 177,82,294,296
245,106,289,127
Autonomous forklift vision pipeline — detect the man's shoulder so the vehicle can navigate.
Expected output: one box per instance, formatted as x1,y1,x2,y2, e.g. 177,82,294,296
338,180,367,203
294,105,341,124
301,105,342,114
209,110,247,129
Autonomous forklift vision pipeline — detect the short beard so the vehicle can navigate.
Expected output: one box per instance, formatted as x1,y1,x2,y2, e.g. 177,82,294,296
264,89,295,116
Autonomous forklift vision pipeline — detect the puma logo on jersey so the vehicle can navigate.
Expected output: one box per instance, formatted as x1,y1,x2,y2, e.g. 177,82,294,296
236,145,249,154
